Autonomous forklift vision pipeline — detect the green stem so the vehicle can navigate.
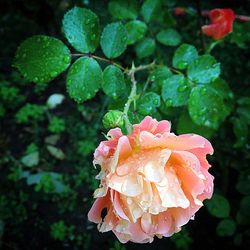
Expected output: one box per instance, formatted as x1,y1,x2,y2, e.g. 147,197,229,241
206,40,224,54
123,61,156,134
72,53,125,71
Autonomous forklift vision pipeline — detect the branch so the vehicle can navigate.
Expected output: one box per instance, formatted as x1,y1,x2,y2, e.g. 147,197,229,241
72,53,125,71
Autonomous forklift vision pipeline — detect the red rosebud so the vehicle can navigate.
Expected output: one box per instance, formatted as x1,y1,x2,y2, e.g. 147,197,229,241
175,7,186,16
202,8,235,40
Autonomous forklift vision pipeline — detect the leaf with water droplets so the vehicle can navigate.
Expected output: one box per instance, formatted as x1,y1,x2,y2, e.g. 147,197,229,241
149,66,173,93
138,92,161,115
14,35,71,83
102,65,126,98
161,75,191,107
66,57,102,103
100,22,128,58
125,20,147,45
108,0,139,20
187,55,220,84
173,43,198,69
156,29,181,47
62,7,100,53
188,85,231,129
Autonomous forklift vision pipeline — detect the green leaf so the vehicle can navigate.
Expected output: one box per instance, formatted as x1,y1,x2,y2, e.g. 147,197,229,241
138,92,161,115
156,29,181,47
236,172,250,195
216,219,236,237
172,44,198,69
108,0,139,20
62,7,100,53
125,20,147,45
239,196,250,218
232,117,248,148
14,35,71,83
102,65,126,98
100,22,128,58
21,152,39,167
47,145,65,160
187,55,220,84
149,66,173,92
237,97,250,125
210,78,233,100
205,194,230,218
162,75,191,107
141,0,161,23
230,22,250,49
135,37,155,59
66,57,102,103
177,111,215,139
237,97,250,106
188,85,231,129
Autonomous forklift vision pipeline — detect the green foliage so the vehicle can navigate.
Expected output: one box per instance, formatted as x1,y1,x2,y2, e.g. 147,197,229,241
135,37,156,58
236,173,250,195
171,228,193,250
177,111,214,138
156,29,181,47
103,65,126,98
205,194,230,218
50,221,74,241
109,240,126,250
216,219,236,237
230,22,250,49
173,44,198,69
14,36,71,83
187,55,220,84
149,66,173,92
66,57,102,103
62,7,100,53
108,0,139,20
48,117,66,133
188,84,231,129
141,0,161,23
137,92,161,115
21,152,39,167
162,75,190,107
125,20,147,45
103,110,124,129
15,103,45,123
47,145,65,160
100,22,128,58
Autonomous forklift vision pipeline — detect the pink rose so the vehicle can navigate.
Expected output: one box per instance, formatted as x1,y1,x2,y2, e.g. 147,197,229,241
88,116,214,243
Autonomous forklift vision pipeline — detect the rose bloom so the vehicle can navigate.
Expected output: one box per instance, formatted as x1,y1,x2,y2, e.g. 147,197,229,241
88,116,214,243
174,7,186,16
202,8,235,40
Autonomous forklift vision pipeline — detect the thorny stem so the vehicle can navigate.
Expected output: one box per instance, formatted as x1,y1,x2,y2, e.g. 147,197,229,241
72,53,125,71
123,61,156,134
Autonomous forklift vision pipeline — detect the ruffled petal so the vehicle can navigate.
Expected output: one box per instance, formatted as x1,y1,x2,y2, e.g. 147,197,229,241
88,195,110,223
155,167,190,208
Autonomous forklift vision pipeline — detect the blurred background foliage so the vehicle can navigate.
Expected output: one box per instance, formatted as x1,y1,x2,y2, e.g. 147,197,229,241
0,0,250,249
